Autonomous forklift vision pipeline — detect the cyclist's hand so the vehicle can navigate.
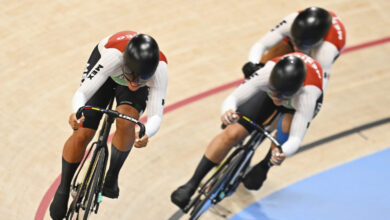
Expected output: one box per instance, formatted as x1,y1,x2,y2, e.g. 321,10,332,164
221,110,239,125
242,62,259,79
134,133,148,148
270,147,286,166
69,113,85,130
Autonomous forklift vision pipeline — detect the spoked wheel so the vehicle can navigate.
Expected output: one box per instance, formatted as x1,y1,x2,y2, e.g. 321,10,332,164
189,150,245,220
82,149,105,220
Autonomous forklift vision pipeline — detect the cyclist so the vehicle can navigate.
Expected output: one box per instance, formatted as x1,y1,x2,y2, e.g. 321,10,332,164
49,31,168,220
239,6,346,191
171,52,324,209
243,6,346,92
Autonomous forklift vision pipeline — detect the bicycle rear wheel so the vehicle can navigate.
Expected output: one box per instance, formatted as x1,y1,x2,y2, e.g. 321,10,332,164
190,149,246,220
82,148,105,220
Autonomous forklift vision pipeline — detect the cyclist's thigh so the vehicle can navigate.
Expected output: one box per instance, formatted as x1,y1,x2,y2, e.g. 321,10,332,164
237,90,278,132
115,85,149,117
83,78,116,130
224,123,249,142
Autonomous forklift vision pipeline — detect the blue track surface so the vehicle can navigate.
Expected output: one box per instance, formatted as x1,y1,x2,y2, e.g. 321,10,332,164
230,148,390,220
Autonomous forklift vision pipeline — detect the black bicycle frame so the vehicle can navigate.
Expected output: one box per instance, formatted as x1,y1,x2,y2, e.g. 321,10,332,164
186,114,282,219
68,98,145,218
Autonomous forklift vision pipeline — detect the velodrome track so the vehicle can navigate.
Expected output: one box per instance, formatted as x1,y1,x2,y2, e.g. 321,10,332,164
0,1,389,219
36,37,390,220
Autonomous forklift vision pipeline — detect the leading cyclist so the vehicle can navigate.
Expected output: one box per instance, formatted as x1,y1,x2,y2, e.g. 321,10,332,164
49,31,168,220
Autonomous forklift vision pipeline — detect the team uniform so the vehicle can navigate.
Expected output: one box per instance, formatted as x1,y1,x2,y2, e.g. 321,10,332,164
50,31,166,220
223,52,323,156
73,30,168,137
248,10,346,92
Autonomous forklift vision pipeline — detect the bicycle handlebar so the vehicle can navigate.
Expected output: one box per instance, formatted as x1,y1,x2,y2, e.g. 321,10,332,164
221,113,283,152
76,106,146,138
238,114,283,152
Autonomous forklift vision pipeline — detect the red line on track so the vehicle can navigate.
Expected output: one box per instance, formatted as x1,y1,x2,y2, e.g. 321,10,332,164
342,36,390,54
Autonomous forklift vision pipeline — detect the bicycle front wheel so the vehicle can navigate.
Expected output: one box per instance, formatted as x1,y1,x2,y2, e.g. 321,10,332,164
83,148,105,220
190,149,246,220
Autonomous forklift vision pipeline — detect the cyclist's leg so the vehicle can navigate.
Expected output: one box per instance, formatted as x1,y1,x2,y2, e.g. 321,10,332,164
50,76,115,220
244,93,323,190
170,123,249,209
103,85,148,199
171,91,275,209
205,123,248,163
243,111,293,190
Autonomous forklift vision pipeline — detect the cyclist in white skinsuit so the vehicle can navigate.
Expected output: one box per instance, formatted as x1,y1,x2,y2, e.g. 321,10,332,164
245,7,346,92
171,51,324,209
50,31,168,220
171,7,346,209
240,6,346,190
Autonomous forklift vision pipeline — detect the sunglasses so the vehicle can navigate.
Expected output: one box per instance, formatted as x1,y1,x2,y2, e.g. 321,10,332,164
272,93,292,101
122,65,148,85
293,39,323,52
268,87,294,101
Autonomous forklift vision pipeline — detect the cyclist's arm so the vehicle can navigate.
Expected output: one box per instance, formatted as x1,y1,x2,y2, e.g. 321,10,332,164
248,12,297,63
144,61,168,138
282,86,322,157
72,49,121,112
311,41,339,92
221,61,274,113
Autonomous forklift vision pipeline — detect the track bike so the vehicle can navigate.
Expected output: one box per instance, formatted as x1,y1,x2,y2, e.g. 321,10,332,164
183,114,282,220
65,98,145,220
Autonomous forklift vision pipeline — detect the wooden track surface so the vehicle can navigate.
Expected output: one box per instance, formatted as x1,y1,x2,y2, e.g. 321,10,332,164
0,0,389,219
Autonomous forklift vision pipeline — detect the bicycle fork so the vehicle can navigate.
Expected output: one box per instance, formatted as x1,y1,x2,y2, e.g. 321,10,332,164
225,134,265,197
94,146,109,214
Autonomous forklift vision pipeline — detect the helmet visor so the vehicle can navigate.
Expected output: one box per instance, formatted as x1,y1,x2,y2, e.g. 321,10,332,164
268,85,295,100
293,38,324,52
122,64,148,85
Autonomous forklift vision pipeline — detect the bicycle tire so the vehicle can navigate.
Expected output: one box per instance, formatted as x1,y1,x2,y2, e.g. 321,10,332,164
189,123,270,219
83,148,105,220
66,158,99,220
189,171,226,220
190,149,246,220
66,196,79,220
186,151,235,216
